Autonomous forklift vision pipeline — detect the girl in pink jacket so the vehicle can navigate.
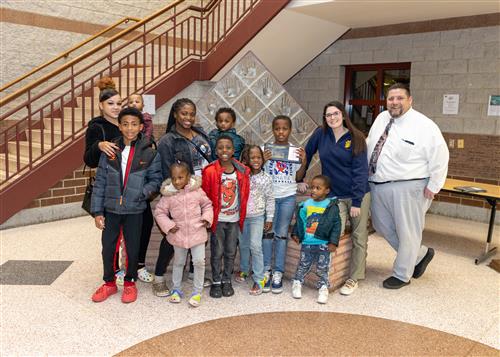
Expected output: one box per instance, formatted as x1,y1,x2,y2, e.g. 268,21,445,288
154,162,213,307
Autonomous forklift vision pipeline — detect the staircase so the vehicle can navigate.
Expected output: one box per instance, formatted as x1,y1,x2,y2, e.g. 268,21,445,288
0,0,290,224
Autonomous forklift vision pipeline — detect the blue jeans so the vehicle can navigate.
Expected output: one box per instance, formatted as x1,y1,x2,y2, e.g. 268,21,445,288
294,244,331,289
263,194,296,273
239,215,265,283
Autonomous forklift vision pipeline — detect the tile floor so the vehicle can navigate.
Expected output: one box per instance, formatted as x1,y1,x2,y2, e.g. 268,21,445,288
1,214,498,356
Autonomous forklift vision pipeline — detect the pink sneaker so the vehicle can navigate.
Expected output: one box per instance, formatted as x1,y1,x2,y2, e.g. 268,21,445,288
121,284,138,303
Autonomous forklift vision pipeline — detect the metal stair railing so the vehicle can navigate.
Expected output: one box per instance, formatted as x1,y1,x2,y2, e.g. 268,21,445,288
0,0,259,186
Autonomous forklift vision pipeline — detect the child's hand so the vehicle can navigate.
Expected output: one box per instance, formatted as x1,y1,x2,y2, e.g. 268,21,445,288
264,222,273,232
169,225,179,233
328,243,337,253
95,216,105,230
297,147,307,165
263,149,272,162
202,220,211,228
291,235,300,244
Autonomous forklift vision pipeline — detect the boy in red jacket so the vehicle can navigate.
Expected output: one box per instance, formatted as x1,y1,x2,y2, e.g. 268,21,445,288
202,135,250,298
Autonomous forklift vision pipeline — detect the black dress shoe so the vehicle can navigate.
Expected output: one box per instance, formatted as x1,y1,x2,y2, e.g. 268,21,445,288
221,282,234,297
383,276,410,289
413,248,435,278
209,283,222,298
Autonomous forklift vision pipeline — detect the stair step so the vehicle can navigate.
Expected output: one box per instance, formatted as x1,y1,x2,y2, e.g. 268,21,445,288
44,117,85,132
8,141,55,157
0,153,30,172
29,129,63,145
121,67,152,78
63,107,95,122
75,96,100,111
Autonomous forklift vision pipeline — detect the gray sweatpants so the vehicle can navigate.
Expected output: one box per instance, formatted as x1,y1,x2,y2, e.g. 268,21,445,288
370,179,432,282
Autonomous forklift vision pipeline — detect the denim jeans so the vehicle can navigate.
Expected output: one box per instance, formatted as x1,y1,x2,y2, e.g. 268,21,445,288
210,221,239,283
239,215,265,283
294,244,331,289
172,243,205,294
263,194,296,273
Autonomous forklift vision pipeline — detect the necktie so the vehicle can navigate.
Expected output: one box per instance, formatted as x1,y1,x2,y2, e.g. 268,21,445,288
368,117,394,175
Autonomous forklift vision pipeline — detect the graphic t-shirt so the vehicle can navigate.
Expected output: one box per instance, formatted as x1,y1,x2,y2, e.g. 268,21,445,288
299,198,331,245
264,158,300,199
190,135,211,177
218,171,240,222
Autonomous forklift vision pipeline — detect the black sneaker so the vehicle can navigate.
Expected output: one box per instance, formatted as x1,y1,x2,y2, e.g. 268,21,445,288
383,276,410,289
413,248,435,278
221,282,234,297
209,283,222,298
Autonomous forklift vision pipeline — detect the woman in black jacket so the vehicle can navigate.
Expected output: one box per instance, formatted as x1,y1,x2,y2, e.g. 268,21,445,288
84,77,155,284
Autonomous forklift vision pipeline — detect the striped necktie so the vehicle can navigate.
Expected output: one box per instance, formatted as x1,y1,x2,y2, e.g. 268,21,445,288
368,117,395,175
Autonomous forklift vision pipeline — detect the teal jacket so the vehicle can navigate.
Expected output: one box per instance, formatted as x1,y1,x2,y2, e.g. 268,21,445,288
292,198,342,246
208,128,245,161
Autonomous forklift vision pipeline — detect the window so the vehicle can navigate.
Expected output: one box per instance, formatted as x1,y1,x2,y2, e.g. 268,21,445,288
344,63,411,133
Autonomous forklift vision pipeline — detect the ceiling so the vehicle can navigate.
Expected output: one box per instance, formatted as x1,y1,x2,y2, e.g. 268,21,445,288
287,0,500,28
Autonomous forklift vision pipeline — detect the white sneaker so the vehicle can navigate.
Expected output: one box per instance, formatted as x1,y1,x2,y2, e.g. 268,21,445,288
292,280,302,299
317,285,329,304
339,278,358,296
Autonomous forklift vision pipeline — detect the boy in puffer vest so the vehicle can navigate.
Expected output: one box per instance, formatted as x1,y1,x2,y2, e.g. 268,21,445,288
91,107,162,304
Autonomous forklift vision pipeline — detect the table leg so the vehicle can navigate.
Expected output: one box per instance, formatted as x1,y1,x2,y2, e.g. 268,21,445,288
475,198,497,265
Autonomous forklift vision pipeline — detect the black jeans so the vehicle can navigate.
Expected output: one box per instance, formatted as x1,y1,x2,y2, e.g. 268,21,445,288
154,234,175,277
138,200,153,266
210,221,239,283
102,212,142,283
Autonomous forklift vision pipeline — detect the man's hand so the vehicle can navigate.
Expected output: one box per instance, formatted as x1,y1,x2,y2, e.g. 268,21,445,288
328,243,337,253
291,235,300,244
424,187,436,200
264,222,273,232
95,215,105,230
169,225,179,233
350,207,361,218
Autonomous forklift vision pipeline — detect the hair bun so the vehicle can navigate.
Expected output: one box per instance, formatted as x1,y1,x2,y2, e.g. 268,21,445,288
96,76,116,91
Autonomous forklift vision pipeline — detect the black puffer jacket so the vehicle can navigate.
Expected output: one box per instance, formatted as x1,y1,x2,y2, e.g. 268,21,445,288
91,134,162,216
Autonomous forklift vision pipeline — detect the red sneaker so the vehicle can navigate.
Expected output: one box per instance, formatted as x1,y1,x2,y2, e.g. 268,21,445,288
121,284,138,303
91,284,117,302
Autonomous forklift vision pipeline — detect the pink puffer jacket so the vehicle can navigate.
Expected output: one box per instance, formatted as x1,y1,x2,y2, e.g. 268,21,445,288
154,176,213,249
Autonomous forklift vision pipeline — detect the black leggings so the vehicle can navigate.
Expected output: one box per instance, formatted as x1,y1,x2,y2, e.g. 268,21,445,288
154,235,175,276
138,200,154,266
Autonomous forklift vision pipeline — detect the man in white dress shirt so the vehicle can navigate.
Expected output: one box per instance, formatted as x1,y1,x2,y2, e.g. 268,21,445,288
367,83,449,289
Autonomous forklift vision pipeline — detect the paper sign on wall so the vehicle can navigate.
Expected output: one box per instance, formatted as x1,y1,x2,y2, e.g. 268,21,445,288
143,94,156,115
487,95,500,116
442,94,459,115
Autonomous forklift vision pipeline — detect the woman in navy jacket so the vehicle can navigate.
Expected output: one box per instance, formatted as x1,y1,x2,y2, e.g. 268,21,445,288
297,101,370,296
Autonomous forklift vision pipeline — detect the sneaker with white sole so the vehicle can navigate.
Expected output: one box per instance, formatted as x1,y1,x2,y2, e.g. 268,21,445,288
339,278,358,296
317,285,329,304
169,289,183,303
292,280,302,299
271,271,283,294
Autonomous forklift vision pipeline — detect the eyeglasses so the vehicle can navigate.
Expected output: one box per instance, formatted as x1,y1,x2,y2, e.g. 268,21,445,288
324,112,342,119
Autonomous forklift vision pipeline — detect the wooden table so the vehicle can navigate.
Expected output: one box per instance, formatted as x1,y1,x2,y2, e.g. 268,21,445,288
441,178,500,264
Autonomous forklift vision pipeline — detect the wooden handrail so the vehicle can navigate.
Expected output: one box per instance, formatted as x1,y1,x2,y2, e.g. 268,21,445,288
0,0,213,107
0,16,141,93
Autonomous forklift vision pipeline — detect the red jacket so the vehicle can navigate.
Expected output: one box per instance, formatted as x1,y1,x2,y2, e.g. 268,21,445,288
202,159,250,233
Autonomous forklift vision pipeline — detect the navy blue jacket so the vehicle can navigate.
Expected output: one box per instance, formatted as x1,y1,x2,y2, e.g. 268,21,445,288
91,134,162,216
292,198,342,246
305,127,369,207
208,128,245,161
